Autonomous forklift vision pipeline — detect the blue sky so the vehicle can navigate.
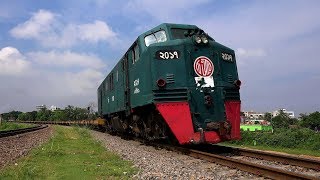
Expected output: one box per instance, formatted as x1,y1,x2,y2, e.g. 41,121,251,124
0,0,319,115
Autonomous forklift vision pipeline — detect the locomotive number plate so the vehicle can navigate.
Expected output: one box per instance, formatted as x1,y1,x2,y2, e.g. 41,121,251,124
221,53,233,62
156,50,180,60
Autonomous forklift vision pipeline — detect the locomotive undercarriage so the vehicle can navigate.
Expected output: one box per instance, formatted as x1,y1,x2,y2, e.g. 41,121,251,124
105,106,170,141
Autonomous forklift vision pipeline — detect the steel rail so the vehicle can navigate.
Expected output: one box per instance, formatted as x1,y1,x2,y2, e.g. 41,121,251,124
188,148,316,180
211,145,320,171
161,145,317,180
0,125,48,138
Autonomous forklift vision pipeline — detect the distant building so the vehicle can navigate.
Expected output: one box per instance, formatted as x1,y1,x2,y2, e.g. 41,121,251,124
49,105,58,111
36,105,60,112
36,105,46,111
243,111,264,120
272,108,295,118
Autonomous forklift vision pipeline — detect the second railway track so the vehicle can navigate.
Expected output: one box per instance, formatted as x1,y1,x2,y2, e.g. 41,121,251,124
0,125,48,138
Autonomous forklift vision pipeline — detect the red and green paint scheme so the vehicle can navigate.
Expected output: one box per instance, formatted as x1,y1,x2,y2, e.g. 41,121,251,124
97,23,241,145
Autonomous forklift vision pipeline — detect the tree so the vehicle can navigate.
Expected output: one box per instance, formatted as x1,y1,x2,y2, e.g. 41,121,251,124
50,110,67,121
36,107,52,121
1,111,23,121
271,111,290,129
18,113,27,121
64,105,75,120
12,104,99,122
264,112,272,122
87,102,98,120
300,111,320,131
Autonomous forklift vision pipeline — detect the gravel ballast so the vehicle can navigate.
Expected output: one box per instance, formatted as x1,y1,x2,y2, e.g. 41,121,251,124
91,131,263,179
0,126,53,169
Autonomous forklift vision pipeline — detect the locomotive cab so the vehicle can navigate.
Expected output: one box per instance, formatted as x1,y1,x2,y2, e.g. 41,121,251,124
98,23,241,145
143,24,241,144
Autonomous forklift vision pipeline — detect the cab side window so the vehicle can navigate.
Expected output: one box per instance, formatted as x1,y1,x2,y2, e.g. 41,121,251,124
105,80,108,91
108,73,114,91
132,43,140,64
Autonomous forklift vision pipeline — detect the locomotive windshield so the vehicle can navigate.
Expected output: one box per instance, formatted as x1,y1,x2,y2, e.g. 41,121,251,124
171,28,193,39
171,28,214,41
144,30,167,46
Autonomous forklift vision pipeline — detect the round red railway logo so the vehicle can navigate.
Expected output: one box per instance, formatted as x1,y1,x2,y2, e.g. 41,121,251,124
193,56,214,77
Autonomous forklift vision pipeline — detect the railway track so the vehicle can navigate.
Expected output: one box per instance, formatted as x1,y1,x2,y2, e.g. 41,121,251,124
21,124,319,179
102,128,320,179
0,125,48,138
212,144,320,170
155,144,320,180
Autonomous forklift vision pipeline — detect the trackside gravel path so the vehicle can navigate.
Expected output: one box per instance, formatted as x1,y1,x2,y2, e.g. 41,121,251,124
91,130,265,179
0,126,53,168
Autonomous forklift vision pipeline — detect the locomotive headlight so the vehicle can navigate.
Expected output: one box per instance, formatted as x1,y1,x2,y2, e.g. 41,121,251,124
194,35,202,44
201,35,208,44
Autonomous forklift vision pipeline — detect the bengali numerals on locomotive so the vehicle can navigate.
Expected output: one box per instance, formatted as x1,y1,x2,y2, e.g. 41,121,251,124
156,50,180,60
221,53,233,62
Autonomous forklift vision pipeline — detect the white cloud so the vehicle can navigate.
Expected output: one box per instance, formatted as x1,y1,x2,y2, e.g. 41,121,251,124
78,20,116,42
0,47,30,75
10,9,57,39
0,46,106,112
236,48,266,58
10,9,117,48
63,69,104,95
197,1,320,48
28,50,106,69
0,68,104,112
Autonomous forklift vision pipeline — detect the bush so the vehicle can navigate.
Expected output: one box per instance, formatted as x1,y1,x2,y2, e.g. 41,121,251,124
230,128,320,150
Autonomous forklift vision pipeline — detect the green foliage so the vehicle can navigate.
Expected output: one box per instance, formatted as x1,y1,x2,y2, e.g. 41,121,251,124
0,111,23,121
0,122,34,131
16,105,98,121
0,126,137,179
271,112,290,128
300,111,320,131
270,110,298,129
264,112,272,122
229,128,320,151
35,108,52,121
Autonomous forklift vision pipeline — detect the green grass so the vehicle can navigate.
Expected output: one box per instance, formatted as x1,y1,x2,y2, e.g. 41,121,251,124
0,122,34,131
221,128,320,157
0,126,138,179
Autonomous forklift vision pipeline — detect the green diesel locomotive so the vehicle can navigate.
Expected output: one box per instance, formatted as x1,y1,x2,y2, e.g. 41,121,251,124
97,23,241,144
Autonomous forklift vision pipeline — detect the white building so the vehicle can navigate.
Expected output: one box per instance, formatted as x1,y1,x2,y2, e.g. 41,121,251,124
36,105,46,111
243,111,264,119
49,105,58,111
272,108,295,118
36,105,59,112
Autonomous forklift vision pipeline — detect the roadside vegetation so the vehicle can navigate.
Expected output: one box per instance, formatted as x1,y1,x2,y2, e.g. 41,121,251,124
225,111,320,156
0,122,34,131
0,104,98,122
0,126,137,179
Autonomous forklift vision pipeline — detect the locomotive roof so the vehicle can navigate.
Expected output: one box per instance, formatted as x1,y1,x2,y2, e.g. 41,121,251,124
97,23,234,90
139,23,199,38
